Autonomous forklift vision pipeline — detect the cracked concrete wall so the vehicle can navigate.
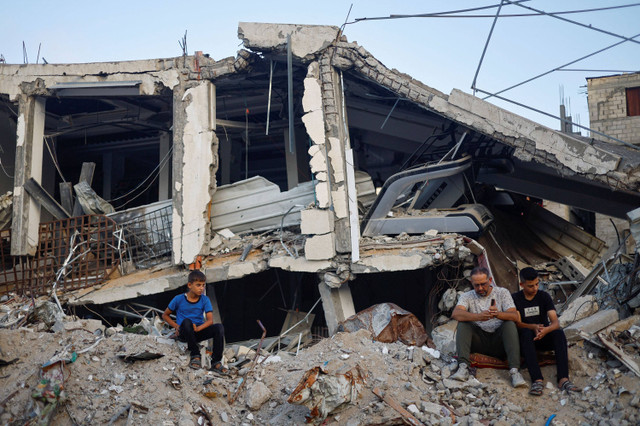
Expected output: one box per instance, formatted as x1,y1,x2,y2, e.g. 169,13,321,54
587,73,640,146
300,61,336,260
172,80,218,265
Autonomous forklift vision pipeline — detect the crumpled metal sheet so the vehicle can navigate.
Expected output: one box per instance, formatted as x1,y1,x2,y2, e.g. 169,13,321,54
337,303,428,347
287,364,366,423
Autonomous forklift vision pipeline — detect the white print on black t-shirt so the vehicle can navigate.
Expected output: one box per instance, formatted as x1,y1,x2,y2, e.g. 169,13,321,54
524,306,540,317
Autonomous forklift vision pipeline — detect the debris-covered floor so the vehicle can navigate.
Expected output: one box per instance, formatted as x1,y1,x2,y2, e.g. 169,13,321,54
1,297,639,426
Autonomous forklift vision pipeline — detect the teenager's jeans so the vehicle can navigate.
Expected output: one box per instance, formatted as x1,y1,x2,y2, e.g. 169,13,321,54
178,318,224,363
456,321,520,369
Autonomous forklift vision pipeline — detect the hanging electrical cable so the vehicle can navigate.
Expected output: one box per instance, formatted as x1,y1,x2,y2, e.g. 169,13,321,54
109,144,174,204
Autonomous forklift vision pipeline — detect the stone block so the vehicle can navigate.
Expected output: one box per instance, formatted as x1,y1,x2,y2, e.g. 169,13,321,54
431,320,457,355
331,189,348,219
302,76,322,113
302,110,325,146
305,233,336,260
301,208,334,235
315,181,330,208
309,148,327,174
564,309,619,340
246,381,271,410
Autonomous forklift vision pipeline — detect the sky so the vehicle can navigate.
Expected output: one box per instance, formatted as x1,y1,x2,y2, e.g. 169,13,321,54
1,0,638,132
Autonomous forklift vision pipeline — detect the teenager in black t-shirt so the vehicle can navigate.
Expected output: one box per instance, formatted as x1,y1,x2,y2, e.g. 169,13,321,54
512,267,581,396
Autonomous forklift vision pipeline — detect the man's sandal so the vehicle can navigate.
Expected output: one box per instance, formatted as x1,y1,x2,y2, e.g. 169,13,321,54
189,355,201,370
529,381,544,396
211,361,230,376
559,380,581,392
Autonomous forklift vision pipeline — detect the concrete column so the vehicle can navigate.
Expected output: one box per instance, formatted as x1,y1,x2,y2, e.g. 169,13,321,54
11,96,45,256
102,152,112,200
318,277,355,335
205,283,223,324
158,132,171,200
171,80,218,265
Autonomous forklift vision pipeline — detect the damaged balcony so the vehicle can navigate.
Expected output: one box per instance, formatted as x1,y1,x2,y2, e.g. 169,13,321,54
2,22,640,343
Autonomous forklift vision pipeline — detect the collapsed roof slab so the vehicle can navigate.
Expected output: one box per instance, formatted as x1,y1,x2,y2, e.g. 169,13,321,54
323,41,640,195
236,22,640,216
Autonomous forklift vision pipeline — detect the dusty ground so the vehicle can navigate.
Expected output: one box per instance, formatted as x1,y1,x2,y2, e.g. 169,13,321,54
1,318,639,426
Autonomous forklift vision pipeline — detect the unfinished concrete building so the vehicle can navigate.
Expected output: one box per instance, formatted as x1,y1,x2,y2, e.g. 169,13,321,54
2,23,640,340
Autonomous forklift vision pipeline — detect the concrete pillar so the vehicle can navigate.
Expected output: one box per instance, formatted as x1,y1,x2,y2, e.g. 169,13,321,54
171,80,218,265
158,132,171,200
318,277,355,335
102,152,112,200
205,283,223,324
11,96,45,256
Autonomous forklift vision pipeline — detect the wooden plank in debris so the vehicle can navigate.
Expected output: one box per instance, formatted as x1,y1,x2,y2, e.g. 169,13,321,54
598,331,640,378
59,182,74,214
372,387,425,426
23,178,70,220
72,162,96,216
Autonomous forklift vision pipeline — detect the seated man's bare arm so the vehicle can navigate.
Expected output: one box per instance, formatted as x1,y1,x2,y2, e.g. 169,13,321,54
495,307,519,322
452,305,492,322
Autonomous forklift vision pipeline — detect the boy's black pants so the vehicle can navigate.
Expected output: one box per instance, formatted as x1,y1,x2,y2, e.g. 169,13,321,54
519,328,569,383
178,318,224,363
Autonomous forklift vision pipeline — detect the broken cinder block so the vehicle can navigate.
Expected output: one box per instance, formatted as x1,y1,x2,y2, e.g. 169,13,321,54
304,234,336,260
301,209,334,235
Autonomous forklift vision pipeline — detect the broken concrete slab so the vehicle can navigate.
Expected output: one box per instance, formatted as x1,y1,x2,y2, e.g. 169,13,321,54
564,309,619,341
74,181,114,215
238,22,340,60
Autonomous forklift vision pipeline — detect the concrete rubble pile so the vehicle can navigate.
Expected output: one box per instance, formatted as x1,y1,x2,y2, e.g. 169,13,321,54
1,293,640,426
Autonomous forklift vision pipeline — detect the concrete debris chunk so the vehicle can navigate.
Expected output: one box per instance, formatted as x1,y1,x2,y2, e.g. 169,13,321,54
287,364,366,424
430,320,458,355
338,303,428,346
74,181,115,214
438,287,458,312
564,309,619,341
245,381,272,410
559,295,598,328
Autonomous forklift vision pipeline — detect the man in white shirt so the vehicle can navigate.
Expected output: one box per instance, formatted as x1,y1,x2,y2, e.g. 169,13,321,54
450,267,526,388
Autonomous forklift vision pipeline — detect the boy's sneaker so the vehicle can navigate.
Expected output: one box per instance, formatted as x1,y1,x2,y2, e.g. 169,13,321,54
450,363,469,381
510,368,527,388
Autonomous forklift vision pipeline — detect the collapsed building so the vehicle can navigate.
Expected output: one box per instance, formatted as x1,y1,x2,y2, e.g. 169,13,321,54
1,23,640,342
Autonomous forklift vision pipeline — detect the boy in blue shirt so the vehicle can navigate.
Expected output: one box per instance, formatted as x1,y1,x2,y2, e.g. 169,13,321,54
162,270,226,372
